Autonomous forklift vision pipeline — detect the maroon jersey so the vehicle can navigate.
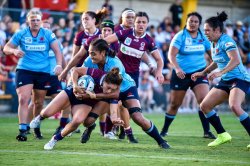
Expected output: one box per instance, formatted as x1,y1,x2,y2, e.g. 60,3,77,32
114,24,125,32
84,34,120,54
87,68,106,94
74,29,101,47
116,28,157,73
74,29,101,66
87,68,119,103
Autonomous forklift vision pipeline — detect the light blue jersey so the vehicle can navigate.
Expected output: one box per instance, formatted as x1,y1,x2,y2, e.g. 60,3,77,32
171,29,210,73
11,27,57,73
48,41,63,75
211,34,250,82
83,56,136,92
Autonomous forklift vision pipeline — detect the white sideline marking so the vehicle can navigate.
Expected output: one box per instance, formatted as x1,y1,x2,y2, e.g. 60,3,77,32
0,150,249,165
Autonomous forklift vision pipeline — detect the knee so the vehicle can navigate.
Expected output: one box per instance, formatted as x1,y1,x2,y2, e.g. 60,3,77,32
71,118,82,128
40,109,51,118
229,102,241,112
200,101,212,113
169,101,181,111
33,99,44,109
18,94,30,105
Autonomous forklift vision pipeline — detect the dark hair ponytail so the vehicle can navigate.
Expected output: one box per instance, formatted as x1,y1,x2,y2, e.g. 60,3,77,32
90,39,116,57
205,11,228,32
104,67,123,86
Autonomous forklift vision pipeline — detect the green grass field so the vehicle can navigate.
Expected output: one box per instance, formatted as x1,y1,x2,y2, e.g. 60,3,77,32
0,113,249,166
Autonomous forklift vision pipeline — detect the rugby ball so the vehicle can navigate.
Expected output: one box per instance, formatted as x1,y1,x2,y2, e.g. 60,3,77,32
77,75,95,92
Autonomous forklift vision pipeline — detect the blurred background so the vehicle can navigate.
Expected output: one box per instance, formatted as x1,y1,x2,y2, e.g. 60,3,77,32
0,0,249,114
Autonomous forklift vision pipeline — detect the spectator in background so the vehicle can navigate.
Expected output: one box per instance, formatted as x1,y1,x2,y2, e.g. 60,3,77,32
138,69,154,113
225,21,234,38
233,21,244,44
160,16,172,31
102,0,113,20
169,0,183,27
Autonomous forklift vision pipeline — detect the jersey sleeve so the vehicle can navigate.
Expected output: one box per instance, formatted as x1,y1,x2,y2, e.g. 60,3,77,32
74,31,83,46
115,29,130,42
83,56,92,67
147,35,158,53
222,38,237,52
10,31,22,47
170,31,183,50
46,30,57,45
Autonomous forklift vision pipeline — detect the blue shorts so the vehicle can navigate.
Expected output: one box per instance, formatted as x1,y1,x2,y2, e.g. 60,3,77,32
119,86,140,107
127,71,140,88
64,86,98,107
215,79,250,94
46,75,63,96
16,69,50,90
170,69,209,91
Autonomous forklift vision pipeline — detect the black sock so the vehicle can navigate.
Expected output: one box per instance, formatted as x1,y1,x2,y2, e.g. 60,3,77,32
206,111,225,134
239,115,250,136
54,132,64,141
161,113,175,133
145,122,165,145
198,110,210,133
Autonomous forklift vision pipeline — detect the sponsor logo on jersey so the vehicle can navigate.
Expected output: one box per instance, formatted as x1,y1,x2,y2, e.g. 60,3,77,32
25,37,32,43
184,45,204,52
120,43,144,58
51,33,56,39
213,56,226,63
225,42,234,48
124,37,132,46
25,44,46,51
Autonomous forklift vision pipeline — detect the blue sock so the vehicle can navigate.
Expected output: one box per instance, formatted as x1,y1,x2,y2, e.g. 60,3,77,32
145,121,165,145
205,110,225,134
19,124,27,131
239,112,250,136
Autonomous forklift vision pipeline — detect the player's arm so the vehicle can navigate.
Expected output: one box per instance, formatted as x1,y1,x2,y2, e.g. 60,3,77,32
71,67,88,86
151,49,164,84
109,102,124,126
3,41,24,57
51,41,63,75
219,49,240,75
65,47,87,72
71,67,88,97
72,44,80,57
59,46,87,80
104,33,118,44
168,45,180,69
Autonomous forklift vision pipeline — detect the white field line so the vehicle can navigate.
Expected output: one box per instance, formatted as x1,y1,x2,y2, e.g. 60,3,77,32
0,150,249,165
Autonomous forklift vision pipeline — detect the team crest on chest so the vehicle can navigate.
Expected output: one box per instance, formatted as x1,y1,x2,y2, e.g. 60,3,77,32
81,39,87,45
25,37,32,43
124,37,132,46
185,37,192,45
